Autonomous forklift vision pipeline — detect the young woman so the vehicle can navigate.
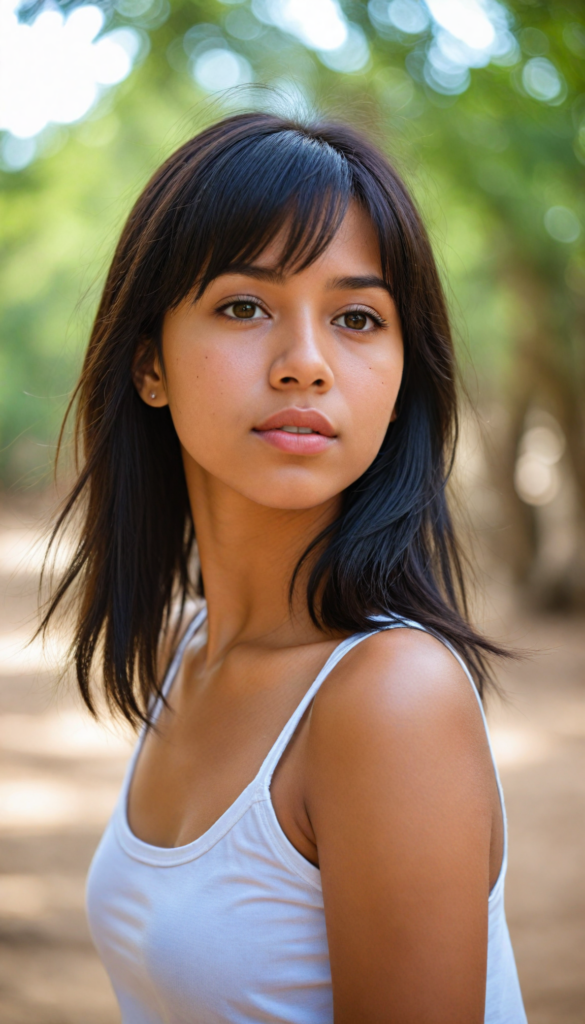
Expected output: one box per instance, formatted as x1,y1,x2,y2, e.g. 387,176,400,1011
43,112,527,1022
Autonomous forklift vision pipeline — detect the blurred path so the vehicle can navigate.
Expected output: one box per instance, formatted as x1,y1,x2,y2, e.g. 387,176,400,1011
0,501,583,1023
487,613,585,1024
0,501,130,1023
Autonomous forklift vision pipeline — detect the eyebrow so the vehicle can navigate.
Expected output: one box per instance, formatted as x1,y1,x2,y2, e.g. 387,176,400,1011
220,264,284,284
218,265,392,295
327,275,392,295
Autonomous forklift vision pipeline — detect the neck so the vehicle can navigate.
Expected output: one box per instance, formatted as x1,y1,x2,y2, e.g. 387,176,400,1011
184,459,340,665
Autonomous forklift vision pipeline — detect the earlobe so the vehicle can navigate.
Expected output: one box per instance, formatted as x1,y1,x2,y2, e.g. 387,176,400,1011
139,378,169,408
132,345,169,408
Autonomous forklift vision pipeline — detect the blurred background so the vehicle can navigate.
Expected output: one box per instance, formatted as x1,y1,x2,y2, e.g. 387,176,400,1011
0,0,583,1020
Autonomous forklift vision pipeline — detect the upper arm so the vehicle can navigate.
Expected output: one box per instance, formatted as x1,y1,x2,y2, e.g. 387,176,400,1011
305,628,495,1024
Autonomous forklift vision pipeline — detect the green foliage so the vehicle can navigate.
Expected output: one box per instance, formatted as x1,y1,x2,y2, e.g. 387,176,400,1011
1,0,584,487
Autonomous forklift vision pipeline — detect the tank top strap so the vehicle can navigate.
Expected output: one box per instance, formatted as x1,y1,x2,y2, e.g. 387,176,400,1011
149,605,208,722
258,630,375,788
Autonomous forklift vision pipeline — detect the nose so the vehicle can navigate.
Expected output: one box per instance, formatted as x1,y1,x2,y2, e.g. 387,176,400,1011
268,314,334,393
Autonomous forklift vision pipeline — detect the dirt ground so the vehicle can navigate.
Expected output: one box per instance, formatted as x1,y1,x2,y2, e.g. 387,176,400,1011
0,499,583,1023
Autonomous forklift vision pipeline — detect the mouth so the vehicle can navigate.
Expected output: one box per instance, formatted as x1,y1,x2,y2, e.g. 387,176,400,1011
253,408,336,455
277,425,317,434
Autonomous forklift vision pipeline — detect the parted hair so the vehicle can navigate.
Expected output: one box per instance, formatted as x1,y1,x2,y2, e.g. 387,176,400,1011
41,111,504,725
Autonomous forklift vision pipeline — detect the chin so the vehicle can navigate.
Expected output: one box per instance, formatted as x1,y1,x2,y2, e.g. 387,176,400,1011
236,475,341,512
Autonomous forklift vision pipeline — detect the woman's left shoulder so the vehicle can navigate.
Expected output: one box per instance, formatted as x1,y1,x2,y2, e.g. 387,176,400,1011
307,626,489,775
317,626,480,723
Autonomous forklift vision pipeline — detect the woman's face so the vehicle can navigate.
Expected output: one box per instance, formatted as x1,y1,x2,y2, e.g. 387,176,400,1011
142,203,404,511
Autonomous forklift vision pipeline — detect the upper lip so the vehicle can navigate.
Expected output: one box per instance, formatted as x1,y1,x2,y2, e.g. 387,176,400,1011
254,407,336,437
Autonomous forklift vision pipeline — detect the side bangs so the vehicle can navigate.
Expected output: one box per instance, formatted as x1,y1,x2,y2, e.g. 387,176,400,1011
159,128,354,310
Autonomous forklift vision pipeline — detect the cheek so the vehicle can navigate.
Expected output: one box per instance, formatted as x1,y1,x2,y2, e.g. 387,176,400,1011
164,335,261,453
339,347,404,463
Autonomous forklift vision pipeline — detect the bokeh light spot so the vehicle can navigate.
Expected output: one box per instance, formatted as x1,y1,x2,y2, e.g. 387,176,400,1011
193,48,253,92
515,417,566,506
515,455,559,506
115,0,153,17
319,24,370,73
425,0,495,50
519,26,549,57
544,206,581,244
225,8,263,41
387,0,430,35
252,0,348,51
522,57,563,103
0,0,141,149
372,0,518,98
0,134,36,170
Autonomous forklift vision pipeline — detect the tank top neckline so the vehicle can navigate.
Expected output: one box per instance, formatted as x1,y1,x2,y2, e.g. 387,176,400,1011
113,604,508,900
113,606,375,868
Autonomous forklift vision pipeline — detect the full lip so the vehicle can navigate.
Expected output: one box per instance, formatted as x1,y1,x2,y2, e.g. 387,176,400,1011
253,407,337,437
252,407,337,456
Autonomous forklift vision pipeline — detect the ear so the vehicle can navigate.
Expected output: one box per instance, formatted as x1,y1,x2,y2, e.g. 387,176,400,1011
132,342,169,408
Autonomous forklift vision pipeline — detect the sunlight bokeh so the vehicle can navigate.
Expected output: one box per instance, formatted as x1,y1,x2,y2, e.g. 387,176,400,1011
0,0,140,165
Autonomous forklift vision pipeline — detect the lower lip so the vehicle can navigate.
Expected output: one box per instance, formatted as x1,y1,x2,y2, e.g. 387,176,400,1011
254,429,334,454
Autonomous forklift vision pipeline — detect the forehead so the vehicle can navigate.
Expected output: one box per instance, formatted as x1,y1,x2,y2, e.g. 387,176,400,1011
248,202,383,277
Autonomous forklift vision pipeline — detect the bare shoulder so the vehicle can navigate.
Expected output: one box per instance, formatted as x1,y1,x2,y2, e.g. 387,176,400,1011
312,626,483,727
306,626,491,783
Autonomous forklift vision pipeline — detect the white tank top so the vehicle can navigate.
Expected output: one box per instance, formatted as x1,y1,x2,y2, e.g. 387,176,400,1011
86,608,527,1023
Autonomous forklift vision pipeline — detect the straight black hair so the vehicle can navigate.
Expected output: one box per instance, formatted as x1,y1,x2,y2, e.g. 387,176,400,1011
41,111,505,725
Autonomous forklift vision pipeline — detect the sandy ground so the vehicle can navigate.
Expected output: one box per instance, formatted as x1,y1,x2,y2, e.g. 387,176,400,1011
0,500,583,1023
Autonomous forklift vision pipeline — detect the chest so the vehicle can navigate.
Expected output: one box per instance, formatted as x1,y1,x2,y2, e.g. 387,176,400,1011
87,804,333,1024
127,640,335,860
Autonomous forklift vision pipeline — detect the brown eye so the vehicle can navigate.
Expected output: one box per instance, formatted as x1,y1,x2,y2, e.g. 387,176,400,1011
232,301,257,319
342,311,369,330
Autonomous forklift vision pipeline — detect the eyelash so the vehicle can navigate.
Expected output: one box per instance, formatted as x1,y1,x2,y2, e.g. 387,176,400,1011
216,296,387,330
216,295,269,319
336,305,387,329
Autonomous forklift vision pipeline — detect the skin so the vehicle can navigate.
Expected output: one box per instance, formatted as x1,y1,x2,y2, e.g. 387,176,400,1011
130,203,503,1023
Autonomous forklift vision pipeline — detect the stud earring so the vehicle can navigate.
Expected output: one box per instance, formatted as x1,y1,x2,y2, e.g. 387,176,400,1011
149,392,156,400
